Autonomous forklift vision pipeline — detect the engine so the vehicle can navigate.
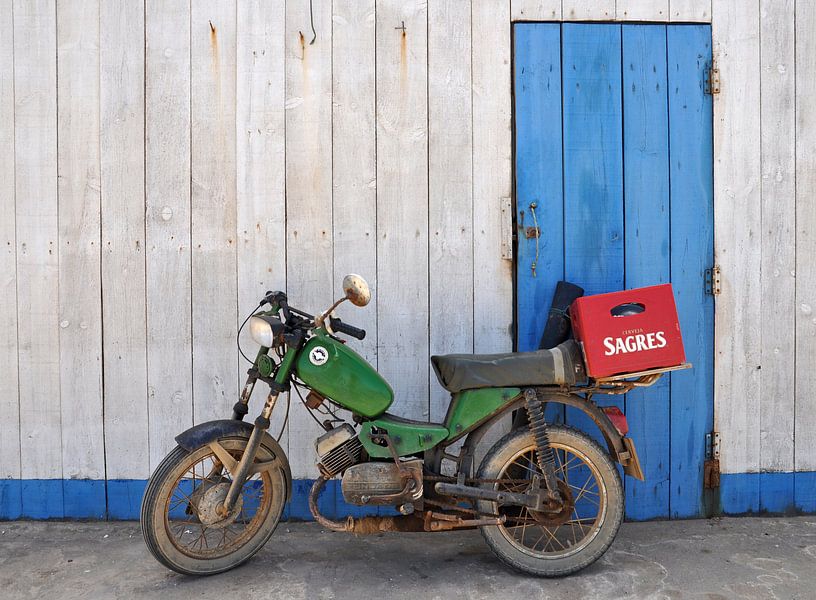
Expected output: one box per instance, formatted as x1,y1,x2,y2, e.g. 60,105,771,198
314,424,423,507
315,424,363,478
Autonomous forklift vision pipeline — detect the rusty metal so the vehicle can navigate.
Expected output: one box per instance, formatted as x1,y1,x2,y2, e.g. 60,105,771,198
305,390,325,409
524,388,561,502
309,476,426,533
525,226,540,239
705,65,720,94
426,511,505,532
704,459,721,489
435,481,553,512
621,437,645,481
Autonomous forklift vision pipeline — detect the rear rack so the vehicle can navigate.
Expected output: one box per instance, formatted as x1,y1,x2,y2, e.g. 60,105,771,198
581,363,692,395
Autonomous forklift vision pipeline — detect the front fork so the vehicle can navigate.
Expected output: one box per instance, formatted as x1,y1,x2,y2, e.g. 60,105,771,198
218,337,302,517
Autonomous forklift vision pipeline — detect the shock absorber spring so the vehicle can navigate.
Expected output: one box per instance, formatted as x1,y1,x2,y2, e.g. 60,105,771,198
524,388,560,499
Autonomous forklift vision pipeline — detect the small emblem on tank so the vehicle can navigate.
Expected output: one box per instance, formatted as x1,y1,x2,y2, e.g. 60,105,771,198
309,346,329,366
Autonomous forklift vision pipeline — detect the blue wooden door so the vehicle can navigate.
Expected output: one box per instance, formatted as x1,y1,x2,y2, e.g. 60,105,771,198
514,23,714,519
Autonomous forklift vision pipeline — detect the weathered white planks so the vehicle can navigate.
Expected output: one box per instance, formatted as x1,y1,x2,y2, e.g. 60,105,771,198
472,0,515,458
473,0,513,356
712,0,762,474
236,0,288,447
285,0,334,478
795,0,816,471
332,0,378,366
670,0,711,21
190,1,238,426
376,0,430,422
618,0,669,21
145,0,193,468
511,0,561,20
57,0,105,482
14,0,62,495
100,0,148,480
4,0,816,507
0,0,20,487
563,0,615,20
428,0,474,423
759,0,795,472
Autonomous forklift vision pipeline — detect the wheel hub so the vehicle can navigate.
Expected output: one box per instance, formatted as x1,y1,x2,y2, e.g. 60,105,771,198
196,483,244,528
530,479,574,526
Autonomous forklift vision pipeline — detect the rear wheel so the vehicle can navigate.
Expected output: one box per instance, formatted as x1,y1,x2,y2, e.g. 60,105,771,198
477,425,623,577
140,436,287,575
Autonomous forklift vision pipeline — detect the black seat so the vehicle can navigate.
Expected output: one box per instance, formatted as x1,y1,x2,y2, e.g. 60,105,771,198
431,340,586,393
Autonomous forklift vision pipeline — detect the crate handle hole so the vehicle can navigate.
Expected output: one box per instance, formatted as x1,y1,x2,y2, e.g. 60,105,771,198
610,302,645,317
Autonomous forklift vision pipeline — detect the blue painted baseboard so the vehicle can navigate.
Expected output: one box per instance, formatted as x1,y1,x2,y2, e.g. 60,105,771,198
2,474,814,520
720,472,816,515
0,478,392,521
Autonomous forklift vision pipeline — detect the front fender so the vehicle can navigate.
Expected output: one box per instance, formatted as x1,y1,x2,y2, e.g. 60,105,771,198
175,419,292,497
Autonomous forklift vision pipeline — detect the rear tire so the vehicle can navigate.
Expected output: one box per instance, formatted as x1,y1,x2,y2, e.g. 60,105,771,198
477,425,623,577
141,436,287,576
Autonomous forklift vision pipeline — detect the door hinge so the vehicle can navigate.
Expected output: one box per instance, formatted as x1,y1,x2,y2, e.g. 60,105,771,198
500,196,513,260
704,431,720,489
705,64,720,95
705,265,721,295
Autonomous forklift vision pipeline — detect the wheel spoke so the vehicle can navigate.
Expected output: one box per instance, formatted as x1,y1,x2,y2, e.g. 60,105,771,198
160,442,276,560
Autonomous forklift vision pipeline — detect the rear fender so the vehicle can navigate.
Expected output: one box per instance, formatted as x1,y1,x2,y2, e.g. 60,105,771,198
175,419,293,496
461,391,644,481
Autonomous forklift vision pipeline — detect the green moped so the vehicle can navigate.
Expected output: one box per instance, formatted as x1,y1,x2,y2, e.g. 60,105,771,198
141,274,664,577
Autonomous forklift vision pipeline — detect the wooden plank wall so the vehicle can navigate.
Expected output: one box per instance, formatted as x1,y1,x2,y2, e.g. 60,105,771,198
0,0,514,503
1,0,815,517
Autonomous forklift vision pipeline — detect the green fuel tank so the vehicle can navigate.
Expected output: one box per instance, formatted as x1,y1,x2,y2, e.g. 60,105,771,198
295,330,394,418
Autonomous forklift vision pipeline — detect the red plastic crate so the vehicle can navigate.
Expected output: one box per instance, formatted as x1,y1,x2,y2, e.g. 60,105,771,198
570,284,685,378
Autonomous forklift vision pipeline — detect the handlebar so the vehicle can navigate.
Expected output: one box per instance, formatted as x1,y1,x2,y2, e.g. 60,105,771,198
263,290,365,340
329,317,366,341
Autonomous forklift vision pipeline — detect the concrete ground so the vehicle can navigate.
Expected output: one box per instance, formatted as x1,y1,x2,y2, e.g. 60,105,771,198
0,517,813,599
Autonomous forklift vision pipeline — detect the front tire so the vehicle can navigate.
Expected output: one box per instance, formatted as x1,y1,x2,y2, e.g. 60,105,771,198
140,436,287,576
477,425,623,577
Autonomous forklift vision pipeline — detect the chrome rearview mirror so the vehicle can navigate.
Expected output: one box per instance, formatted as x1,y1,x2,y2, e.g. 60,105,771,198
342,274,371,307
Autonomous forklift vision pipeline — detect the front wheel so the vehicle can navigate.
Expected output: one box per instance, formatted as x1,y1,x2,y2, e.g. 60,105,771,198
140,436,287,575
477,425,623,577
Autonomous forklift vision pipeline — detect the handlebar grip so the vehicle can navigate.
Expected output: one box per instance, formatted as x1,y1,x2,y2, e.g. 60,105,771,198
329,317,366,341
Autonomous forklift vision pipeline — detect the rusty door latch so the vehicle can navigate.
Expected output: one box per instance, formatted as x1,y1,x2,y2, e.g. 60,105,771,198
704,431,720,489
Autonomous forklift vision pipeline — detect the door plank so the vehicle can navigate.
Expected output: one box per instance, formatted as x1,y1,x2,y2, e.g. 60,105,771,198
561,23,625,439
375,0,429,421
514,23,563,354
795,0,816,484
145,0,194,469
332,0,377,365
667,24,715,518
0,0,21,518
236,0,288,453
285,0,333,478
711,0,762,510
474,1,514,355
14,0,63,517
759,0,796,498
101,0,149,485
429,0,473,422
190,1,238,426
621,24,671,520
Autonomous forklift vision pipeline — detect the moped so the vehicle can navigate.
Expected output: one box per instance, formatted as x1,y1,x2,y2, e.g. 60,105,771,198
141,274,680,576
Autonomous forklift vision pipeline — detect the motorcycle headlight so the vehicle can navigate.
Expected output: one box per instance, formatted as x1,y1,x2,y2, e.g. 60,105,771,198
249,315,283,347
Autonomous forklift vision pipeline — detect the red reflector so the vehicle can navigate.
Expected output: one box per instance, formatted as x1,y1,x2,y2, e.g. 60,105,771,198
602,406,629,436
